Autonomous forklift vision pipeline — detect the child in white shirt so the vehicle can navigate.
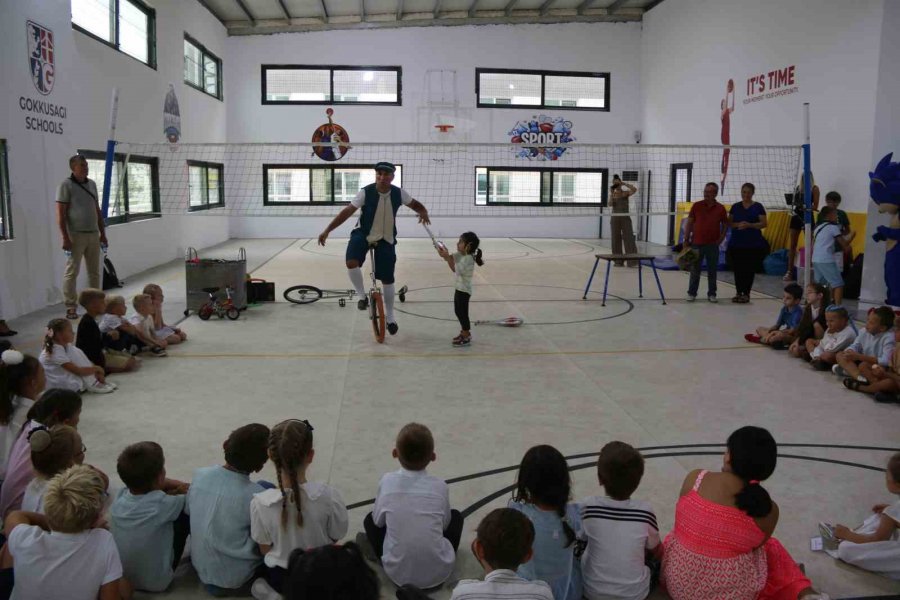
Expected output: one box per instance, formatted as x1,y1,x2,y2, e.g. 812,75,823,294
39,318,114,394
0,350,44,482
22,425,84,514
4,464,131,600
836,306,896,386
100,295,162,357
361,423,462,589
128,294,168,356
250,419,348,598
808,305,857,371
450,508,553,600
830,452,900,580
143,284,187,345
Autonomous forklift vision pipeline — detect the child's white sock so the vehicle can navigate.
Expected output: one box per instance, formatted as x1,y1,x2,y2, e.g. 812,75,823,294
347,267,366,297
383,283,395,323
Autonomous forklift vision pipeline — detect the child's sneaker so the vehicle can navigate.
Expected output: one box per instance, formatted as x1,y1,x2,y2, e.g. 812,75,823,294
452,335,471,347
744,334,762,344
832,364,848,377
250,578,280,600
810,359,830,371
150,346,167,357
86,381,115,394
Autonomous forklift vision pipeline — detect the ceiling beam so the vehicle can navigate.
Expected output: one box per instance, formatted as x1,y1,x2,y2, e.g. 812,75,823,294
503,0,519,16
643,0,665,10
360,0,366,20
575,0,594,15
276,0,292,19
397,0,404,19
538,0,556,15
320,0,329,20
605,0,629,13
433,0,442,19
467,0,479,18
195,0,227,25
233,0,256,24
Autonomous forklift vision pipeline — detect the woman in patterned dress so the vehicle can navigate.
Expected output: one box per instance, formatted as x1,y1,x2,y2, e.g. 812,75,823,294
661,426,829,600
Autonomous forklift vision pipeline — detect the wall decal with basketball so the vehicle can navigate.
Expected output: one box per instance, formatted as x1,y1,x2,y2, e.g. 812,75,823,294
311,108,351,161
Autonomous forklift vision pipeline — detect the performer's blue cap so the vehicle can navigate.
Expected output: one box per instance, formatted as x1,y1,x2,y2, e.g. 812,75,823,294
374,161,396,173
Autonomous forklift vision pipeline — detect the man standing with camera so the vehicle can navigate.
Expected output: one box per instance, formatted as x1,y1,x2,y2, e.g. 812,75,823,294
610,174,639,267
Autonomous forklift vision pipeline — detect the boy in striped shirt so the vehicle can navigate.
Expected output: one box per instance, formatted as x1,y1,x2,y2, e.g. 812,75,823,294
580,442,661,600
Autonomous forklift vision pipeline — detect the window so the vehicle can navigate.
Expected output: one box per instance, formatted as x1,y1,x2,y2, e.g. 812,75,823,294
475,167,606,206
79,151,159,223
72,0,156,68
188,161,224,211
262,66,402,105
476,69,609,111
0,141,11,240
184,35,222,100
263,165,403,205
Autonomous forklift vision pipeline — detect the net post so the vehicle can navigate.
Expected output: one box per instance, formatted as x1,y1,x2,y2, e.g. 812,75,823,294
802,102,812,289
101,88,119,220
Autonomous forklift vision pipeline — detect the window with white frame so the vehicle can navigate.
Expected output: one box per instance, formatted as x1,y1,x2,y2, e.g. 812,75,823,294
0,141,11,240
188,161,224,211
262,66,401,105
184,35,222,100
475,168,606,206
264,165,403,205
79,151,159,223
71,0,156,68
476,69,609,110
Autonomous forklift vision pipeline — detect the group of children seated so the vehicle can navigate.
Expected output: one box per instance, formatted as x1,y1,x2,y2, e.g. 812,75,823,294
38,285,186,395
746,283,900,404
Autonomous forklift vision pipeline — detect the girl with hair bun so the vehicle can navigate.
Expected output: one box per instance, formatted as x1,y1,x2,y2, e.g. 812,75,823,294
0,349,45,482
661,426,830,600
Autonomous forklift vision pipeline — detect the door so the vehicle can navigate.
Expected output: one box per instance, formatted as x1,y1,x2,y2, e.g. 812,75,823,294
669,163,692,245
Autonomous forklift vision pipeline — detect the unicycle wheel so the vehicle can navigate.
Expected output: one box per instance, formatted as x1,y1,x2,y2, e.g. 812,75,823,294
369,291,386,343
283,285,323,304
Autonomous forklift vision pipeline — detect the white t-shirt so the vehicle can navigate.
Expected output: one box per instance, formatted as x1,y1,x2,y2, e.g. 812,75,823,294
39,344,84,392
0,395,35,481
8,524,123,600
579,496,660,600
811,325,857,359
97,314,123,334
22,478,49,513
250,482,348,568
373,468,455,589
129,314,155,339
884,500,900,526
451,569,554,600
812,222,842,264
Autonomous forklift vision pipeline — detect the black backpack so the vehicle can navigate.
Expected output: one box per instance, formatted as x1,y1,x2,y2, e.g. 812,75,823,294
102,255,124,290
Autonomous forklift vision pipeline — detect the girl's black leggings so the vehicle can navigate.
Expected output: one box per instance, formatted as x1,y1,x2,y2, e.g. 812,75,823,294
454,290,471,331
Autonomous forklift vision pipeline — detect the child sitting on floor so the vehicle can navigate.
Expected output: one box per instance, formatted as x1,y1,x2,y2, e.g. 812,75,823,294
509,445,582,600
835,306,896,385
40,318,115,394
129,294,168,356
76,289,137,375
0,350,44,484
828,452,900,580
23,425,84,513
187,423,270,596
580,441,661,600
450,508,553,600
745,284,804,348
4,465,132,600
111,441,191,592
250,419,348,599
143,284,187,345
361,423,463,590
100,295,164,357
789,283,829,360
808,305,857,372
840,325,900,403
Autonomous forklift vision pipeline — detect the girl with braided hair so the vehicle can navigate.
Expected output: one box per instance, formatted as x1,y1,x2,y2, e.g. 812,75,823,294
249,419,348,598
509,444,583,600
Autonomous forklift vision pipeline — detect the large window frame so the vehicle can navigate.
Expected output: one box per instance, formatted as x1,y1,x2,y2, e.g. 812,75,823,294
184,34,223,100
475,68,610,111
79,150,160,224
262,164,404,206
475,167,608,207
71,0,157,69
0,141,12,241
261,65,402,106
188,160,224,211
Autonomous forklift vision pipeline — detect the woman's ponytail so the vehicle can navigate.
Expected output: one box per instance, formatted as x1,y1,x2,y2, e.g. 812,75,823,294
734,479,773,518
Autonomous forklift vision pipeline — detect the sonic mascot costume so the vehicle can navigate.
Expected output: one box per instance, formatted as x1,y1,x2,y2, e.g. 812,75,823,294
870,152,900,306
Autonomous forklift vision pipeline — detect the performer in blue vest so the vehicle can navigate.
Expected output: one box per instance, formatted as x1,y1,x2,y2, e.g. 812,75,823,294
318,162,431,335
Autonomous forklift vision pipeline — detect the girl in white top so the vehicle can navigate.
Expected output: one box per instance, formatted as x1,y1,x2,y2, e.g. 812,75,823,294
250,419,348,597
39,319,114,394
0,350,45,481
833,452,900,580
22,425,84,514
437,232,485,347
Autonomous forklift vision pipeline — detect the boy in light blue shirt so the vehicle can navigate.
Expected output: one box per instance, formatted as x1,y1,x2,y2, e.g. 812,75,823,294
186,423,270,596
835,306,896,384
110,441,190,592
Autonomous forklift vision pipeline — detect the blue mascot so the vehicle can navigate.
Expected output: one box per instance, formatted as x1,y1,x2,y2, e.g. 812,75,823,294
870,152,900,306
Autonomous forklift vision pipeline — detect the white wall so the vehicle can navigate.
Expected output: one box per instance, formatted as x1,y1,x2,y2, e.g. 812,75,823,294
861,0,900,307
0,0,230,319
641,0,884,214
225,22,642,239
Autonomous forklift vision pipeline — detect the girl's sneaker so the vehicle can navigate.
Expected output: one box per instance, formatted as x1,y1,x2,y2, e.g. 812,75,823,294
86,381,115,394
453,335,471,347
150,346,167,357
744,334,762,344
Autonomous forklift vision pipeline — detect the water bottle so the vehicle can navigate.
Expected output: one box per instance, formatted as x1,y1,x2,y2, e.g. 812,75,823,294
64,249,72,258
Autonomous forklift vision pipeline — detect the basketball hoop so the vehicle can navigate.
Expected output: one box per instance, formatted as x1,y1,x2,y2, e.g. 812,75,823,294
434,124,454,133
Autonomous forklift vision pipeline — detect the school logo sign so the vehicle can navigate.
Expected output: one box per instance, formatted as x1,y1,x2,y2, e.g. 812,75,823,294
26,21,55,95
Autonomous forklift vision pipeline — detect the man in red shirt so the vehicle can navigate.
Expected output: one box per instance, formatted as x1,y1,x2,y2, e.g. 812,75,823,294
685,182,729,302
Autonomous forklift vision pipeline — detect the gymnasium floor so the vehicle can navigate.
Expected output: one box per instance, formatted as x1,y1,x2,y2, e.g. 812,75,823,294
6,237,900,599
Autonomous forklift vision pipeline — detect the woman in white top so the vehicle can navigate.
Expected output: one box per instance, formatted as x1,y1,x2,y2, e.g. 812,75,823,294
39,318,114,394
250,419,348,598
0,350,45,482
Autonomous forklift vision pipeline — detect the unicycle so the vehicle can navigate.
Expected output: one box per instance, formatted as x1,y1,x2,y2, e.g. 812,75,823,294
366,245,386,343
